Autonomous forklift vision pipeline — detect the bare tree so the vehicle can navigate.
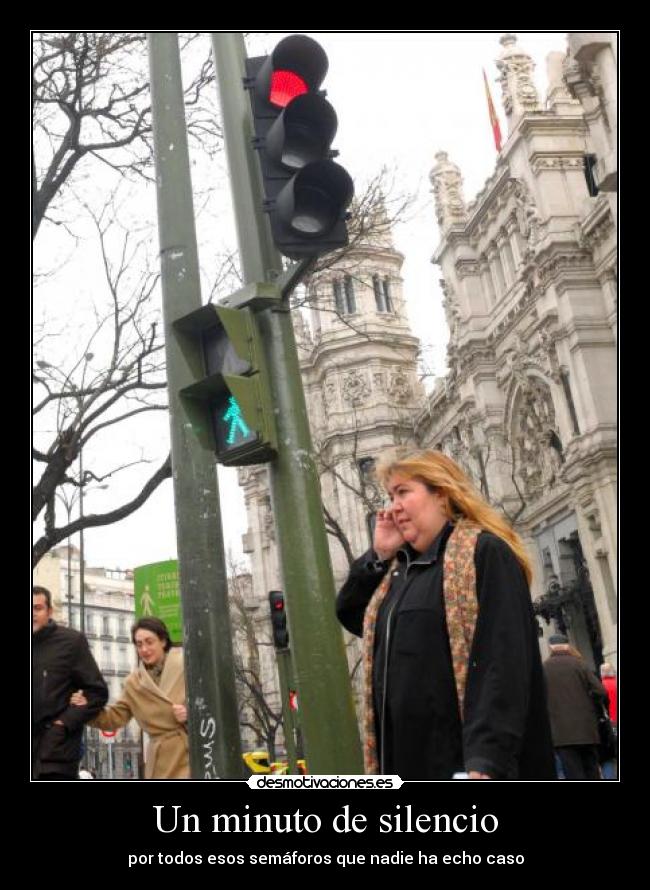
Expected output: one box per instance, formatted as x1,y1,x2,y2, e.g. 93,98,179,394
227,556,283,758
32,31,218,239
32,200,171,566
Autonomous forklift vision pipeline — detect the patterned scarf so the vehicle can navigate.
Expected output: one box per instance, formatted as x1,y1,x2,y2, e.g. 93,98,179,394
361,520,481,774
145,653,167,686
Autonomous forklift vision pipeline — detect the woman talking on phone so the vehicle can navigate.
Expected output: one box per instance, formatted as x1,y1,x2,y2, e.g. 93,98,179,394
336,449,555,781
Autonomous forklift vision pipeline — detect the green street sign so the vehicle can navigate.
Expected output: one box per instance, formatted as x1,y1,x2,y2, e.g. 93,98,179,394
134,560,182,644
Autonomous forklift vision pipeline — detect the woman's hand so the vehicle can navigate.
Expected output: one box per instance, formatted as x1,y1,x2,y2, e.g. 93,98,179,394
172,703,188,724
468,771,491,780
70,690,88,707
373,508,404,561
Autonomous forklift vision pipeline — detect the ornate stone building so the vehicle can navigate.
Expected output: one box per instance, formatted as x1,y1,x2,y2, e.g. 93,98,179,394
238,32,617,726
419,32,617,670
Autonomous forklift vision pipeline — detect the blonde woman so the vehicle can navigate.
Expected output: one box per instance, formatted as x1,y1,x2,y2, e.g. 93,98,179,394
336,449,555,780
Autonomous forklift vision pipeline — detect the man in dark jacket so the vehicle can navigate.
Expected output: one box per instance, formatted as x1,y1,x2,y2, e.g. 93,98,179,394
543,634,607,780
32,586,108,780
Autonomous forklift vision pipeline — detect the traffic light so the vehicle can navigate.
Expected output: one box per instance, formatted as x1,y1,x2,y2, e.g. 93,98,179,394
245,34,354,259
173,298,277,466
269,590,289,649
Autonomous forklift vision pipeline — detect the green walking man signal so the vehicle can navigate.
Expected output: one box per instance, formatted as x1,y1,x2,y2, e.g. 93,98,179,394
223,395,251,445
172,286,279,466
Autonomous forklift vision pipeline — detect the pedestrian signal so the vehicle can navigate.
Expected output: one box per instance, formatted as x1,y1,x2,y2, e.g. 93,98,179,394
173,300,276,466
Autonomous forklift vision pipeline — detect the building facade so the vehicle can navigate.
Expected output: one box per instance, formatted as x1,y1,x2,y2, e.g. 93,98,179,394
420,32,617,670
238,31,617,722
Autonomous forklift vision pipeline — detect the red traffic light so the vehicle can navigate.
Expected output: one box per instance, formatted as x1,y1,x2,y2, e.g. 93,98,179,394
246,34,353,260
269,70,308,108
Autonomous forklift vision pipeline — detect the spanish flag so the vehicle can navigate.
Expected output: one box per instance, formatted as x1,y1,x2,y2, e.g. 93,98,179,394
483,69,502,153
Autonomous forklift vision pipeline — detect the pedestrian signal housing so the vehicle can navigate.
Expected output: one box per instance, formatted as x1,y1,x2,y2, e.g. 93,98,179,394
173,303,276,466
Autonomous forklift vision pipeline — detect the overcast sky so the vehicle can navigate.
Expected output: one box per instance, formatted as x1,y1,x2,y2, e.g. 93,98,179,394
34,30,569,573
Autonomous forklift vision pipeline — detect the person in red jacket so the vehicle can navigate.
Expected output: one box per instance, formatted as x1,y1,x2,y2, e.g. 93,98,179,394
600,662,618,779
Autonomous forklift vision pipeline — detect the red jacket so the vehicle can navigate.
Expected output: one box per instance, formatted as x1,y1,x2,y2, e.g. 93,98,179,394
602,676,617,724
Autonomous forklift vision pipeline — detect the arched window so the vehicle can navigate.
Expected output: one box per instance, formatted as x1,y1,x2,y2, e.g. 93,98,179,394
333,279,345,315
333,276,356,314
373,275,393,313
343,275,356,313
373,275,385,312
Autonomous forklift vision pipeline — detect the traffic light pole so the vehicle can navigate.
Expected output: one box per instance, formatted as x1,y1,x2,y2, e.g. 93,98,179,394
212,33,363,775
148,33,244,779
276,649,298,774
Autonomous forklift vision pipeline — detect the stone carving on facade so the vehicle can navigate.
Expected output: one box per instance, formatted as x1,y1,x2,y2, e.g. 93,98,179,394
322,379,337,410
546,51,576,109
536,325,562,382
531,156,585,176
512,178,541,259
513,378,564,498
342,370,370,406
497,33,541,126
259,495,275,546
440,278,462,341
563,54,610,131
373,371,385,390
429,151,468,232
447,417,482,482
537,251,593,288
387,369,412,403
579,197,615,251
497,331,530,388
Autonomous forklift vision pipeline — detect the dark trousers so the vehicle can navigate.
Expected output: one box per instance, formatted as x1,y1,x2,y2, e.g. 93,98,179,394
555,745,601,780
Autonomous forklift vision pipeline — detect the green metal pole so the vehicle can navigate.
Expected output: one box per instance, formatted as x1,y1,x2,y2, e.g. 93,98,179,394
275,649,298,773
211,32,363,775
148,32,244,779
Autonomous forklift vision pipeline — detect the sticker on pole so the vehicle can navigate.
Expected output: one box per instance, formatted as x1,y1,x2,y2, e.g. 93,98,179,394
134,560,182,644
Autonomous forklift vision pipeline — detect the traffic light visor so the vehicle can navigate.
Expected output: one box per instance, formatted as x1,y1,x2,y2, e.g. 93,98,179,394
256,34,329,109
266,94,338,170
276,160,354,236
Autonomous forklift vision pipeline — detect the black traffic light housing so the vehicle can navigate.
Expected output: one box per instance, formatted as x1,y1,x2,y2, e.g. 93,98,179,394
245,34,354,259
269,590,289,650
173,295,277,466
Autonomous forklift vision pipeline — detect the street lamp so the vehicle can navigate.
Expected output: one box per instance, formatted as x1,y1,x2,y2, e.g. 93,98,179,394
54,486,82,627
77,352,94,637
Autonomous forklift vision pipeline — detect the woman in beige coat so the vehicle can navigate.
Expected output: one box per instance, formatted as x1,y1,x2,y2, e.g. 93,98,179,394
72,617,189,779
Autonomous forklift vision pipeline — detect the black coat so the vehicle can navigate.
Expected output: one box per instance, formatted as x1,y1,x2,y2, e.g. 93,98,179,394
32,621,108,778
336,527,556,780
